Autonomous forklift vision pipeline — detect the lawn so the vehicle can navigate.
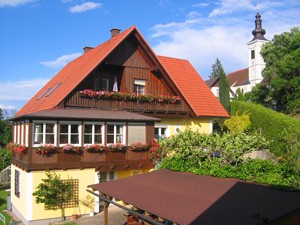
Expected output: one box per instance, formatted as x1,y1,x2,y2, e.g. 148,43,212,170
1,185,76,225
0,184,11,225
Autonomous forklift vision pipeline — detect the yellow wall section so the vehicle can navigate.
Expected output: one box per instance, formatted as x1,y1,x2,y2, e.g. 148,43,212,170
11,165,28,219
30,168,96,220
158,117,212,135
11,167,150,221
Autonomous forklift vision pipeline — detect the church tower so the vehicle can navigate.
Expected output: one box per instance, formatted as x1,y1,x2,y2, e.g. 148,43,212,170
247,12,269,87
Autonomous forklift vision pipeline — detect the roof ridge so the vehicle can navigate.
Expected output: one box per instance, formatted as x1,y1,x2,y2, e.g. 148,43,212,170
157,55,188,61
227,67,248,75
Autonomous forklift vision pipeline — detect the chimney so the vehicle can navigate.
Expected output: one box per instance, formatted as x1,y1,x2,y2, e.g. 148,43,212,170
110,28,121,38
83,46,93,53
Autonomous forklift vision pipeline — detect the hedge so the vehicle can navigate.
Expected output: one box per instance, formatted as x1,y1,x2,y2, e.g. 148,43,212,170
231,101,300,156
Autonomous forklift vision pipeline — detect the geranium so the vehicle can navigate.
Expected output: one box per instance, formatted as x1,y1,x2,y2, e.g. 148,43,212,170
130,142,149,151
63,144,82,154
79,89,181,104
84,144,106,153
147,139,164,162
107,143,127,152
36,144,57,156
6,142,27,154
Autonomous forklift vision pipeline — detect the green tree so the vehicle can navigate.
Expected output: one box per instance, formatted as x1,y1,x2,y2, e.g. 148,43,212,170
32,172,74,221
260,27,300,114
209,58,223,78
212,59,230,113
0,109,12,147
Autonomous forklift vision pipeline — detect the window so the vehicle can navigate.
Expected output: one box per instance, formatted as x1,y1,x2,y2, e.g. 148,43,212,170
98,172,115,183
33,122,56,145
134,79,146,95
128,123,146,144
84,123,104,144
59,123,81,145
106,124,125,144
251,50,255,59
95,78,109,91
155,126,168,140
15,170,20,198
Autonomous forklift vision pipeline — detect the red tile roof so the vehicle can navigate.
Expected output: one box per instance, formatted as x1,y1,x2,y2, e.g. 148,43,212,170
227,68,249,87
89,169,300,225
16,26,136,117
158,56,229,117
16,26,228,118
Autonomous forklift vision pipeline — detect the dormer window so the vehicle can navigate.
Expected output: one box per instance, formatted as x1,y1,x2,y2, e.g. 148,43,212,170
134,79,146,95
95,78,109,91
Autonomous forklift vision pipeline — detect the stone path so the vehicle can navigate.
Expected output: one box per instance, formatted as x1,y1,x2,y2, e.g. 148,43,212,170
74,205,127,225
5,205,127,225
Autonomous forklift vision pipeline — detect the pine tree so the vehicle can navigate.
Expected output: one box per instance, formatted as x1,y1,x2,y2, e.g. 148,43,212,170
211,58,230,112
209,58,223,78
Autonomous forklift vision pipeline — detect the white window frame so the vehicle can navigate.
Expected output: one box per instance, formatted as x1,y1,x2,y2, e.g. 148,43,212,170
106,123,126,145
13,124,17,143
84,122,104,144
154,124,170,140
32,121,57,146
134,79,146,95
17,124,20,144
98,171,115,182
59,121,81,146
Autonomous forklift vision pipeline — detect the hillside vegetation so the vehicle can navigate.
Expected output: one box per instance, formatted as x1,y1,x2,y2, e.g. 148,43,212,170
231,101,300,156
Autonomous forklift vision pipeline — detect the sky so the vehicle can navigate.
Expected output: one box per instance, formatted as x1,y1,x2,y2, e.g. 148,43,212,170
0,0,299,113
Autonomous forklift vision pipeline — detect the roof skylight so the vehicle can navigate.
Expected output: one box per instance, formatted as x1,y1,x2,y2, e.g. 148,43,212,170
45,82,62,97
36,88,51,101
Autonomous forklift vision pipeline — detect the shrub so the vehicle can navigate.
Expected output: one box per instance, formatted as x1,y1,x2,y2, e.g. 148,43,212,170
231,101,300,156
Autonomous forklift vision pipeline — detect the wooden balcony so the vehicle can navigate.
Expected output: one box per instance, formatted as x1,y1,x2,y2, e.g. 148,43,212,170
12,148,153,172
64,91,189,116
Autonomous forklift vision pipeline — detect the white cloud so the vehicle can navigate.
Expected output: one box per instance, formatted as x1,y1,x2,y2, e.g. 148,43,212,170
150,0,300,79
0,78,49,111
0,0,36,7
209,0,255,17
69,1,101,13
0,78,49,102
40,52,81,69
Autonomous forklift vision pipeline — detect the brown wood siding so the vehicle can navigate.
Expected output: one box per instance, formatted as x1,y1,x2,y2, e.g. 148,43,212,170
63,36,191,115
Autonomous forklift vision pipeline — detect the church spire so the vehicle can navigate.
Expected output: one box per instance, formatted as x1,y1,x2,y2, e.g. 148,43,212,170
251,12,268,41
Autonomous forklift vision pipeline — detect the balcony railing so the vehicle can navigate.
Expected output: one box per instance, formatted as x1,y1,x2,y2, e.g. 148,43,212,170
64,91,189,114
12,147,153,172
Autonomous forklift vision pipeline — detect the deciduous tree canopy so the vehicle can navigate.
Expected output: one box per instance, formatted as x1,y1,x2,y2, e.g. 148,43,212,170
260,27,300,114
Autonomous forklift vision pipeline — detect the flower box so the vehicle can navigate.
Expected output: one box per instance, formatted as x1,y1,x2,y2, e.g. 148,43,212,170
63,144,83,155
84,144,107,153
36,144,57,156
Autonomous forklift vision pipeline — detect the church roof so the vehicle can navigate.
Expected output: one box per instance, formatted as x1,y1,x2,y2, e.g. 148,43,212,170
227,68,250,87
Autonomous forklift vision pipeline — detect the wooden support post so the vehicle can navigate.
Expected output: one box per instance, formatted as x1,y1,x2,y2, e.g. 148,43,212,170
104,201,109,225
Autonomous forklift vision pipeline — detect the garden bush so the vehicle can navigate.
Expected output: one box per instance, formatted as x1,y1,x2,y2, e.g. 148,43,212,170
231,101,300,156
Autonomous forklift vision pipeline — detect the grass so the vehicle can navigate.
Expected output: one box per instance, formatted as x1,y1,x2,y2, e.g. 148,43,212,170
1,185,76,225
0,184,11,225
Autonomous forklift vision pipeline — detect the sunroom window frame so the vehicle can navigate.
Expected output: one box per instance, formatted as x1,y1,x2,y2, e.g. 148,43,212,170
32,120,57,147
83,122,105,145
59,121,82,146
106,122,126,145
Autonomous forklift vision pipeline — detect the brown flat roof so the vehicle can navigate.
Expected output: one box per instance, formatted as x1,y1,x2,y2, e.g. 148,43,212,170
10,108,160,122
89,169,300,225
